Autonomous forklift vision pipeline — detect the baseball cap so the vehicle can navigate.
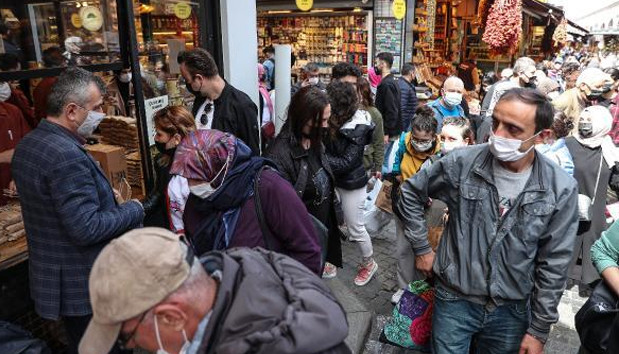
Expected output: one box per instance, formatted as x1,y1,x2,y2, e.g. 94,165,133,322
79,227,193,354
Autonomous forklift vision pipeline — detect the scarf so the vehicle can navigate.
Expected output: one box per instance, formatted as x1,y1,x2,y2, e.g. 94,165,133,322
575,105,619,168
189,143,273,254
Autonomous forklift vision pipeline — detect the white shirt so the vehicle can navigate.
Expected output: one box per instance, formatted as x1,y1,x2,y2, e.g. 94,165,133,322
167,175,190,234
195,98,215,130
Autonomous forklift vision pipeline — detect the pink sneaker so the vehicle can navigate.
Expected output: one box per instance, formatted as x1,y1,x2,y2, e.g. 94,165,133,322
354,259,378,286
322,262,337,279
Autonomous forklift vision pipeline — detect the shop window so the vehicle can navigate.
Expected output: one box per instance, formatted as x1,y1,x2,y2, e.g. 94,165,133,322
0,0,121,69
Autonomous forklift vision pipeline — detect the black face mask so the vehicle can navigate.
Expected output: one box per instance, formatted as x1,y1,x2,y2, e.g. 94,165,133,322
155,141,175,155
579,122,593,138
185,80,201,97
586,90,604,101
524,81,536,89
374,66,381,76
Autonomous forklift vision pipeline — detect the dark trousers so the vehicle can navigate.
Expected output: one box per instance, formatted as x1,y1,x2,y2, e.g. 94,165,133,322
63,315,92,354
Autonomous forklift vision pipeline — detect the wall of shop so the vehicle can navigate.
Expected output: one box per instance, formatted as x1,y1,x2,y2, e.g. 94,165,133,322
220,0,259,107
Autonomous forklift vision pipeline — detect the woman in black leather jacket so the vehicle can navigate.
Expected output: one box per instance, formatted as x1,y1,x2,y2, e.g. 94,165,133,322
266,86,343,273
324,81,378,286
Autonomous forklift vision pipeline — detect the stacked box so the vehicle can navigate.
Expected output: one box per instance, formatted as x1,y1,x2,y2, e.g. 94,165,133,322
125,151,143,188
98,116,140,151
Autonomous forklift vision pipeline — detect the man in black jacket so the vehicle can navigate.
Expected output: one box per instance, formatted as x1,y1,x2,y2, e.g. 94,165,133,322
398,63,418,131
375,52,401,170
178,48,260,155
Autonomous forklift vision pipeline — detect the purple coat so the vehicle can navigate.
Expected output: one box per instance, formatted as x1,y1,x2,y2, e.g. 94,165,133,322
184,169,322,274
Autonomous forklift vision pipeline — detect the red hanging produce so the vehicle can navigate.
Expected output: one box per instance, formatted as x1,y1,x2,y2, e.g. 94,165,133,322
482,0,522,56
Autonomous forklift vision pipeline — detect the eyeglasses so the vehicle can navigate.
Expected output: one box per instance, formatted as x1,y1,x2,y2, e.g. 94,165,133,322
200,103,213,126
117,311,147,350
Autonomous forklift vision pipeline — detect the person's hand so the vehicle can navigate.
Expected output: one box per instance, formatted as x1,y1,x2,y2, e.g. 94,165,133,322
8,180,16,194
373,171,382,180
384,135,389,144
518,334,544,354
301,79,310,87
112,188,124,204
415,251,435,278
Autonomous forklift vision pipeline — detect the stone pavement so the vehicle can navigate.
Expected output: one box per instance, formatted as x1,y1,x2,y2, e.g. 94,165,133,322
326,219,587,354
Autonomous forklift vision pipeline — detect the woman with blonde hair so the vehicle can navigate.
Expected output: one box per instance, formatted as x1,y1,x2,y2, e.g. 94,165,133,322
143,105,196,231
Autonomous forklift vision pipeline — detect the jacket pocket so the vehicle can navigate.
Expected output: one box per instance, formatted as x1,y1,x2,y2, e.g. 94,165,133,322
460,184,489,223
519,197,555,255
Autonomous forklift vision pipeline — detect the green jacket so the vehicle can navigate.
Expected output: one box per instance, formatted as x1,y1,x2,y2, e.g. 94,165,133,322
363,106,385,172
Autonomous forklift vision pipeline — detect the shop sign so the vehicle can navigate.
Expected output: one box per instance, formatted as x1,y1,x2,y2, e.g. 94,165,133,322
71,14,82,29
144,96,169,146
174,2,192,19
80,6,104,32
392,0,406,20
296,0,313,11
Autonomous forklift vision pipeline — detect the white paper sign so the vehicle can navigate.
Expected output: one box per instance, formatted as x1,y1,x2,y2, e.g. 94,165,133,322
144,95,169,146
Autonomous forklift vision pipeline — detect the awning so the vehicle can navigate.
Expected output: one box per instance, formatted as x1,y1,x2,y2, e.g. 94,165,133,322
522,0,564,25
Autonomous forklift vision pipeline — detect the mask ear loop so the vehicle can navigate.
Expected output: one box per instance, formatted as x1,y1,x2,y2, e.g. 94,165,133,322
153,314,167,353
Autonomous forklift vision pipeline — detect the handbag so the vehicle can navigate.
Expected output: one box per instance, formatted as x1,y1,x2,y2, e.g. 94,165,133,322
253,166,329,268
579,153,604,222
575,279,619,353
379,279,434,352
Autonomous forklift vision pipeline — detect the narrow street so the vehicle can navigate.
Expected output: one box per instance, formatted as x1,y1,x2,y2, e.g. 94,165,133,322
327,219,586,354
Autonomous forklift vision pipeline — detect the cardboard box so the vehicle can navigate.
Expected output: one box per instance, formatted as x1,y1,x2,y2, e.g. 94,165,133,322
85,144,128,190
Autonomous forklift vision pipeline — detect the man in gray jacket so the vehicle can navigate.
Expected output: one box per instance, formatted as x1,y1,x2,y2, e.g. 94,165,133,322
398,88,578,354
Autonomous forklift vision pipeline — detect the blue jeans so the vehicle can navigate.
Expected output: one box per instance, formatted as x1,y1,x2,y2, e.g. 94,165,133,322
432,286,529,354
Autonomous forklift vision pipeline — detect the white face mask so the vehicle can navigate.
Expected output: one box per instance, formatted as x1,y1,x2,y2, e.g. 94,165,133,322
189,160,229,199
547,91,560,100
488,131,541,162
77,110,106,138
411,140,434,153
154,314,190,354
441,140,465,154
0,82,11,102
308,77,319,85
444,92,463,107
119,73,132,83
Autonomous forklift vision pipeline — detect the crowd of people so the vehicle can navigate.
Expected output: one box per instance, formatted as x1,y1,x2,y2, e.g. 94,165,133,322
2,41,619,353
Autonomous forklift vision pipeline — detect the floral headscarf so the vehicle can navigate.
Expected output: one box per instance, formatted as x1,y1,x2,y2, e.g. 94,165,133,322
170,130,237,183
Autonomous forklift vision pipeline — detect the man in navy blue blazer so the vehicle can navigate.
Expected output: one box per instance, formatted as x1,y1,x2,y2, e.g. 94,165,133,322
11,67,144,353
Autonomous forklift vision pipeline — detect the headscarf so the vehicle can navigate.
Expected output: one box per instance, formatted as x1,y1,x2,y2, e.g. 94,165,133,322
575,106,619,168
170,130,274,254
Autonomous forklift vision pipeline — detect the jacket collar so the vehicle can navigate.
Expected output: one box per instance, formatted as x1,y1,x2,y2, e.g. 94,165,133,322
472,145,546,193
40,119,87,150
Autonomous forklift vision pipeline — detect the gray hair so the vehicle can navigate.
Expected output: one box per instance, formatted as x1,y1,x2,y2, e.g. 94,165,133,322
513,57,536,75
46,67,106,117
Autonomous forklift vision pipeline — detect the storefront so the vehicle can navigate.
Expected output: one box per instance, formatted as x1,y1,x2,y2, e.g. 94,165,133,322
0,0,223,347
256,0,411,81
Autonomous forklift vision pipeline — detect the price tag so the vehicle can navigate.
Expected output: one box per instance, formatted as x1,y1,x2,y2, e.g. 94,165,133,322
174,2,192,20
392,0,406,20
296,0,313,11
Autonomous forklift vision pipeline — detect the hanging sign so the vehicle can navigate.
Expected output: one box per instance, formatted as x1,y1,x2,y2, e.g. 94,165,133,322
144,96,170,146
296,0,313,11
174,2,192,19
392,0,406,20
71,14,82,28
80,6,103,32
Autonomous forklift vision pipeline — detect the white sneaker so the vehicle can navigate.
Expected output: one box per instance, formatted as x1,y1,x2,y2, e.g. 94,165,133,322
391,289,404,304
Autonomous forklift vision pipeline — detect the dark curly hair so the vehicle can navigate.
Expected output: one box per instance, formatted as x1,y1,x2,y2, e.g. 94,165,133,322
551,110,573,139
411,106,438,134
331,62,362,80
327,81,359,135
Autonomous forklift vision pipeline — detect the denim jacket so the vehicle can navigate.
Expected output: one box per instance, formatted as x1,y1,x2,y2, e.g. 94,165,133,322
397,144,579,341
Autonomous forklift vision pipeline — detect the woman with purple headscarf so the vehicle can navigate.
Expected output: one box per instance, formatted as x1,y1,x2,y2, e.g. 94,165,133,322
170,129,322,274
